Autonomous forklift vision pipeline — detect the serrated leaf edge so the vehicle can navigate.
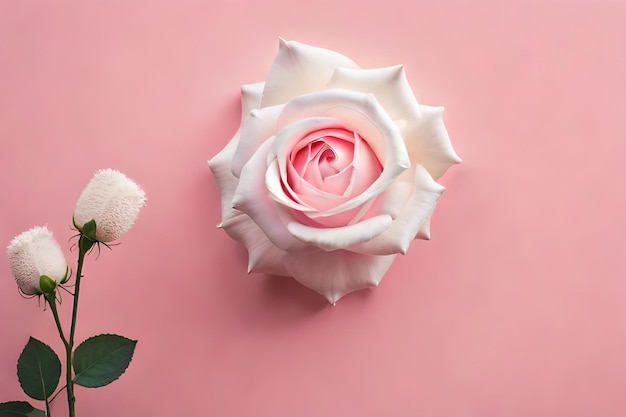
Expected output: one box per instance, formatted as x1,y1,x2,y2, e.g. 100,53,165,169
73,334,137,388
16,337,61,401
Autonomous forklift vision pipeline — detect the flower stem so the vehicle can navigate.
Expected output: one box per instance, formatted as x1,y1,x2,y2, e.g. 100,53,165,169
47,294,68,349
65,234,91,417
45,293,66,417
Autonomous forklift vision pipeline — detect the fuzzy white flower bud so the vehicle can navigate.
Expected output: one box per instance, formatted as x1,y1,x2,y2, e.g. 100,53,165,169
7,226,69,295
73,169,146,243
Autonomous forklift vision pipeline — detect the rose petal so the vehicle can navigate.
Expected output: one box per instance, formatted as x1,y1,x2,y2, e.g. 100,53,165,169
348,165,445,255
231,104,285,178
267,117,346,213
266,118,381,216
327,65,421,124
283,249,397,304
240,82,265,123
232,138,306,252
415,216,431,240
221,215,289,276
261,38,359,108
269,154,377,229
404,105,462,180
208,132,242,226
272,90,410,218
266,158,314,211
290,128,356,195
287,214,393,251
370,178,411,220
295,167,357,206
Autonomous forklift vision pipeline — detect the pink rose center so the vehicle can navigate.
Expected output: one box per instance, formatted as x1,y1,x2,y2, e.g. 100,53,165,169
284,127,383,224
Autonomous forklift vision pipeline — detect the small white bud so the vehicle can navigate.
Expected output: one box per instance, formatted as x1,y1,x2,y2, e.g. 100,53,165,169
7,226,69,295
73,169,146,242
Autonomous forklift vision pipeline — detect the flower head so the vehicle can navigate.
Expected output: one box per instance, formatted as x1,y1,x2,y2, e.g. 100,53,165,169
7,226,69,295
73,169,146,243
209,39,460,303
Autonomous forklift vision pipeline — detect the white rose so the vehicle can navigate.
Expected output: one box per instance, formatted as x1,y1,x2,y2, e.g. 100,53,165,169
73,169,146,243
209,39,461,304
7,226,69,295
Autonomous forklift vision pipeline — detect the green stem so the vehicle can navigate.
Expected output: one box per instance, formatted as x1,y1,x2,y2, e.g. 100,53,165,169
47,294,69,349
45,294,67,417
65,234,91,417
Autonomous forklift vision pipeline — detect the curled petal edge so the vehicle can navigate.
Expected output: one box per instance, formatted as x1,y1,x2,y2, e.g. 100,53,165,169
208,133,242,226
231,104,285,178
261,38,359,108
232,138,306,252
405,105,462,180
240,82,265,124
348,165,445,256
221,214,289,277
287,214,393,252
283,249,397,304
327,65,421,124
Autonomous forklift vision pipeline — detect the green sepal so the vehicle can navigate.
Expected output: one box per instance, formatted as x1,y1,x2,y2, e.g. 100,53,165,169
60,266,69,284
81,219,97,241
73,334,137,388
38,275,57,294
78,234,95,253
74,217,97,251
0,401,46,417
16,337,61,401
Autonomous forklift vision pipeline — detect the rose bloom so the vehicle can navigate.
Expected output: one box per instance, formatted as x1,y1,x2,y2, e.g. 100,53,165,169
73,169,146,243
210,39,460,303
7,226,68,295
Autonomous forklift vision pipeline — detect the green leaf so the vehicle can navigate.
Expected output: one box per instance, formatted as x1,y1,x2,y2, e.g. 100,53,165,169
0,411,46,417
16,337,61,401
26,409,46,417
73,334,137,388
0,401,46,417
0,402,33,413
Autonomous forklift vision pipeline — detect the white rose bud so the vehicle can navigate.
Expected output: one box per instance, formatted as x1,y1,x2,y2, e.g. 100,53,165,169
73,169,146,243
7,226,69,295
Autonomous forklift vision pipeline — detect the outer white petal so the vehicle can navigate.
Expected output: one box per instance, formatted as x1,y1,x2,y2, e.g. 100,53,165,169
210,128,289,276
404,105,461,180
221,215,289,276
327,65,421,125
240,82,265,123
348,165,445,255
283,249,396,304
272,90,410,217
208,132,243,226
261,38,359,108
415,217,431,240
231,104,284,178
287,214,393,251
232,138,306,252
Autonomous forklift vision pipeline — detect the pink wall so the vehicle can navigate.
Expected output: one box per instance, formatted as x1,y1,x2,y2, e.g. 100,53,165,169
2,1,626,415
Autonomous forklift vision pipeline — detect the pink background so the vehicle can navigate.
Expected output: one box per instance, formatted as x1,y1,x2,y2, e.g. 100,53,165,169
2,0,626,415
